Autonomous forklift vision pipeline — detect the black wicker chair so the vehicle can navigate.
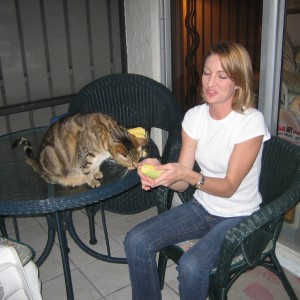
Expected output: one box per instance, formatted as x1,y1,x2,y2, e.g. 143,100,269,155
0,218,7,237
158,136,300,300
68,73,182,254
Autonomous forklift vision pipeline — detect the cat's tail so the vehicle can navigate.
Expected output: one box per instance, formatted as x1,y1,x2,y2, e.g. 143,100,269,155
12,137,41,174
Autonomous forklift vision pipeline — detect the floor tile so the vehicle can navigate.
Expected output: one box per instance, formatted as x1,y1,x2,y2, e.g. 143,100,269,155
80,254,131,296
42,269,104,300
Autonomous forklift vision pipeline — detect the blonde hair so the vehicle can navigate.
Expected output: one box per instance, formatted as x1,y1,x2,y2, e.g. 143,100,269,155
202,42,255,112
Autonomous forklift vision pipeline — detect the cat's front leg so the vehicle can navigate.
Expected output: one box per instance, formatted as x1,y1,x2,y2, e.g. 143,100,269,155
93,170,103,180
88,178,101,188
81,161,101,188
87,170,103,188
81,152,95,174
81,152,108,188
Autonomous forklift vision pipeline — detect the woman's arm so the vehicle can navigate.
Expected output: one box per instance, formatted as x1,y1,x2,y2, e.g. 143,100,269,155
139,130,264,198
198,135,264,197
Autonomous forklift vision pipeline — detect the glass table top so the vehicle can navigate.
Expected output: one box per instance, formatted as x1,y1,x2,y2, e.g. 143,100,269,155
0,127,140,215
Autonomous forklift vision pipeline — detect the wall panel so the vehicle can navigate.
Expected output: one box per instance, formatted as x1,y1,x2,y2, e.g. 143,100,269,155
0,1,27,105
67,0,92,92
9,112,31,132
236,1,248,45
203,0,212,52
18,0,50,101
228,0,237,41
43,0,72,97
211,0,221,45
110,0,122,73
0,0,124,134
220,0,230,41
33,107,53,127
90,0,112,78
0,117,7,136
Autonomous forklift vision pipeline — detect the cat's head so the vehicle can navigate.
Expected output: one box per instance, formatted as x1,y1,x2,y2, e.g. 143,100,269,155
109,128,149,170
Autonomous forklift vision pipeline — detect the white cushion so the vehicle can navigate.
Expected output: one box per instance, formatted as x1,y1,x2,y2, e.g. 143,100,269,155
0,246,42,300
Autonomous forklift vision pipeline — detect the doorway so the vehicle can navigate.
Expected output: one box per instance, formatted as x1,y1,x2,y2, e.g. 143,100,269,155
170,0,263,113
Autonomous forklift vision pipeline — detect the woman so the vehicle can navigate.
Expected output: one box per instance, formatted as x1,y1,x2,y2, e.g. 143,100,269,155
124,42,270,300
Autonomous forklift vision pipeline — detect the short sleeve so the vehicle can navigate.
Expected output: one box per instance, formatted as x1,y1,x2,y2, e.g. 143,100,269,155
235,109,270,144
182,105,208,140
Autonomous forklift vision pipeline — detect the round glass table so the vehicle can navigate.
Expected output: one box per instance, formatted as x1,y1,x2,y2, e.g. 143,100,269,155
0,126,140,299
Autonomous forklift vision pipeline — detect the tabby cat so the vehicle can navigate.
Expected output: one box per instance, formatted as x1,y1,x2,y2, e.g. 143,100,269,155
13,112,148,188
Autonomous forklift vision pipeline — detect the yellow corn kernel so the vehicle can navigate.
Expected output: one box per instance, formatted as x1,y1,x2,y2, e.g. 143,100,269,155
140,164,164,179
127,127,146,139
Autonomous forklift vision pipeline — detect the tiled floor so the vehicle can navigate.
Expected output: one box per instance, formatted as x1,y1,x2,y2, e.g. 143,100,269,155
4,206,300,300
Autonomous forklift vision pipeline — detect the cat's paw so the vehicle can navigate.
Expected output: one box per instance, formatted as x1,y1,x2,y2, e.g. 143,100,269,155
94,171,103,180
89,179,101,188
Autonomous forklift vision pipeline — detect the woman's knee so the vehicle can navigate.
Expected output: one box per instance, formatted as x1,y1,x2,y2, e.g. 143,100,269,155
177,251,213,279
124,226,139,249
177,253,211,299
178,254,199,278
124,223,148,255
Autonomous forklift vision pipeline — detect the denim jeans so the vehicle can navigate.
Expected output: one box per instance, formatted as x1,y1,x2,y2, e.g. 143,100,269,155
124,198,244,300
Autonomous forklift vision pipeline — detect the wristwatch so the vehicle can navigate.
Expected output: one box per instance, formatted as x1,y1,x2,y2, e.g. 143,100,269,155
194,174,206,189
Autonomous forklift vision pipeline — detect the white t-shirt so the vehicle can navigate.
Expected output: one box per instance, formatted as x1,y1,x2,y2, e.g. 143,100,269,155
182,104,271,217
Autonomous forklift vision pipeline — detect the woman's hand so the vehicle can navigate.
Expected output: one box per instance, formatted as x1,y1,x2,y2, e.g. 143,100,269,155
138,159,178,190
138,158,161,190
137,129,198,192
138,160,188,191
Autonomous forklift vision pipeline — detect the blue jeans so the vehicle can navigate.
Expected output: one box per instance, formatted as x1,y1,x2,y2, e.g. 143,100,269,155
124,198,244,300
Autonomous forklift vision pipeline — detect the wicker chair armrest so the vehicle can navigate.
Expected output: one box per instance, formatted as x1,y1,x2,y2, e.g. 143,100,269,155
161,131,182,164
177,186,196,204
155,187,174,213
214,183,300,287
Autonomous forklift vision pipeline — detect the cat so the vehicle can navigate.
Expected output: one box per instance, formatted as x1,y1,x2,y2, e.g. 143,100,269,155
12,112,148,188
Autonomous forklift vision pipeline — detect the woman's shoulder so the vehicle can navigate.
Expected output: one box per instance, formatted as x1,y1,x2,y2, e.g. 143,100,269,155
233,108,270,141
185,103,208,116
244,107,262,115
234,107,265,121
182,104,208,137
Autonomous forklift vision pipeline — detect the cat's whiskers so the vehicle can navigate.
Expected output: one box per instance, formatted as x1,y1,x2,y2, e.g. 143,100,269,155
102,159,132,182
118,168,131,182
105,158,137,183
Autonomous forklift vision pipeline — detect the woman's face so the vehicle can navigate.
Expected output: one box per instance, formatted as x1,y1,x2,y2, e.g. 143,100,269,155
202,54,237,106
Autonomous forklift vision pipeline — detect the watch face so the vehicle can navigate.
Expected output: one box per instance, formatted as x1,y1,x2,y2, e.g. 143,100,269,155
194,176,205,189
194,182,201,189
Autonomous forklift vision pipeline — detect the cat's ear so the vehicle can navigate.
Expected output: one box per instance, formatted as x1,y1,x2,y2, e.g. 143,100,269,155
113,144,128,158
129,134,148,147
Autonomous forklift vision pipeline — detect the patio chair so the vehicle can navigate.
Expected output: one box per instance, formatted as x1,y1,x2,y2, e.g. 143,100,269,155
157,136,300,300
0,216,20,240
68,73,182,252
0,217,7,237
